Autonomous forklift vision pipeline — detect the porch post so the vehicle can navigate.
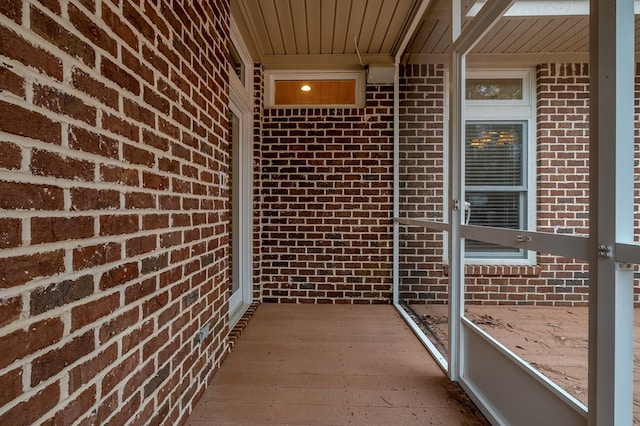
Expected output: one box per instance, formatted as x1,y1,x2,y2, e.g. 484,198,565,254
589,0,635,423
393,60,400,306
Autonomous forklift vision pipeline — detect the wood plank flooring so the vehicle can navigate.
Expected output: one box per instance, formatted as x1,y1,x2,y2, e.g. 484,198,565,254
186,304,488,425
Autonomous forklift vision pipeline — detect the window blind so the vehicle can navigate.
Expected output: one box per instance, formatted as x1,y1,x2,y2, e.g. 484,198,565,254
465,121,527,258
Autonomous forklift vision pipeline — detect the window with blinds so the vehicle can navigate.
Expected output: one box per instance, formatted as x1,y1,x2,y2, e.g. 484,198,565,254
465,121,527,258
445,69,535,263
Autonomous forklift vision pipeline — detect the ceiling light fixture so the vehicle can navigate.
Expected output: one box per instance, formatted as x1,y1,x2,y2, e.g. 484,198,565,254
300,84,311,92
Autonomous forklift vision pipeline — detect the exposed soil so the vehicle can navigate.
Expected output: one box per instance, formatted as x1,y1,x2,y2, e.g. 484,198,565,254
404,304,640,422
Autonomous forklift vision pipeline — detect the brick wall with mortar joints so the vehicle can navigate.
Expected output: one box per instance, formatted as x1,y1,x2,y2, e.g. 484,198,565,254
260,85,394,304
252,64,263,302
636,64,640,300
533,63,590,306
0,1,233,424
398,64,447,304
398,63,633,306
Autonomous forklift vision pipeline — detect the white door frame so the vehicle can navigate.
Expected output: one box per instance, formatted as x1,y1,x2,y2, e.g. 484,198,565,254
228,18,254,326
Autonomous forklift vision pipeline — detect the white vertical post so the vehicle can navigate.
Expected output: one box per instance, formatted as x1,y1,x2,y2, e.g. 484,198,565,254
451,0,461,40
448,52,465,381
448,0,464,382
393,62,400,306
589,0,635,423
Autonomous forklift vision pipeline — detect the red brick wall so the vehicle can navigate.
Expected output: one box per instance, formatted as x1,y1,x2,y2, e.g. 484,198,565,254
636,63,640,238
534,63,590,305
398,64,448,303
0,1,233,424
260,86,394,303
253,65,264,301
398,63,600,306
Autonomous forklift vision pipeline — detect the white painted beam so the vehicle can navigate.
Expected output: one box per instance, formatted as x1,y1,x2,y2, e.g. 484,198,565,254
589,0,635,423
451,0,516,56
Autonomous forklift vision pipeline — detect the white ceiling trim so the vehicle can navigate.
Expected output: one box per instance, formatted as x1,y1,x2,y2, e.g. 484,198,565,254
260,53,395,70
468,0,640,17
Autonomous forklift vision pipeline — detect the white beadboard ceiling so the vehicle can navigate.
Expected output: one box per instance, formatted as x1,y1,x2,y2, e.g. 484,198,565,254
232,0,424,69
231,0,639,69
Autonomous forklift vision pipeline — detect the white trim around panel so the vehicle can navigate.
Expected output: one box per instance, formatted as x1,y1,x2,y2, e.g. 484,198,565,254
264,70,366,108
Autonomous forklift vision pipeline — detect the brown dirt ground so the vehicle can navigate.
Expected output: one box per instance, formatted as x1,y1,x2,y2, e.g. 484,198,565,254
404,304,640,422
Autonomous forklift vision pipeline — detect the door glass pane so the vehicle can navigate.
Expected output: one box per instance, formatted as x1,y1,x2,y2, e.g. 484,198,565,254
230,112,239,295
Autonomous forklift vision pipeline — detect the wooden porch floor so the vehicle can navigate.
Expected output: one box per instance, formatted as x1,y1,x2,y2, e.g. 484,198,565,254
186,304,488,425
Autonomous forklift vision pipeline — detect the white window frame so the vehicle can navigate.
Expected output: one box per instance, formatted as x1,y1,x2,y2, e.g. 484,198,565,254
445,69,537,265
264,70,366,108
229,18,253,92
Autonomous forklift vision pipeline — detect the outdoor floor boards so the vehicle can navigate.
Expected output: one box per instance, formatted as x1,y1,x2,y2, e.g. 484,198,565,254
186,303,487,425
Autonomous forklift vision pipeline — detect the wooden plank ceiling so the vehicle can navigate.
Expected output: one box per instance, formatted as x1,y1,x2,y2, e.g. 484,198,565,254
405,0,594,66
232,0,423,69
232,0,639,69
